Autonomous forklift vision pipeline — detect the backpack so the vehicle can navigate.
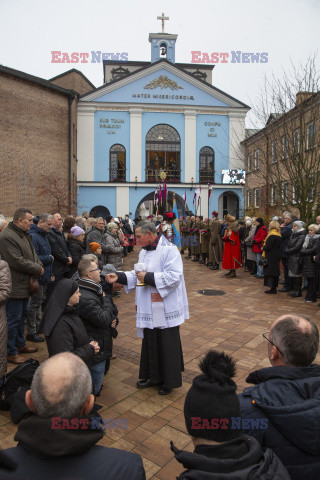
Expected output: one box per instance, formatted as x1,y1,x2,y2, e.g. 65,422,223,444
0,358,39,410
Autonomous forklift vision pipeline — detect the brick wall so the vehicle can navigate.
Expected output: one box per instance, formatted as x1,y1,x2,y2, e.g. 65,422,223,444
0,73,77,217
51,71,94,95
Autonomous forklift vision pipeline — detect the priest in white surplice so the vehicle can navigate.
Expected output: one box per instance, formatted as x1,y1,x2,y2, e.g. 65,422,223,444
106,220,189,395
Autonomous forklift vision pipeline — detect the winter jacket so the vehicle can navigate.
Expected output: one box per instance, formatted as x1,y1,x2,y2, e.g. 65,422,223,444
238,364,320,480
300,235,319,278
0,222,42,298
104,232,123,270
280,222,293,257
0,257,11,378
252,226,268,254
4,415,146,480
28,224,53,285
48,227,70,277
263,235,282,277
66,237,85,276
85,226,108,264
286,229,306,274
78,280,118,364
45,305,95,368
171,435,290,479
222,227,241,270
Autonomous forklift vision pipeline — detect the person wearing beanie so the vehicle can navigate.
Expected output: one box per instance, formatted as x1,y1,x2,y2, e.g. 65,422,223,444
89,242,103,269
67,226,85,277
284,220,306,297
171,350,290,479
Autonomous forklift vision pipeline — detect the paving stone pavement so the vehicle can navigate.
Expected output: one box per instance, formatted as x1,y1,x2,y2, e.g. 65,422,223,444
1,248,320,479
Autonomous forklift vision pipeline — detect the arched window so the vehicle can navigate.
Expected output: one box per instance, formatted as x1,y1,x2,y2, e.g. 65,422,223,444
199,146,215,183
109,144,126,182
146,124,181,183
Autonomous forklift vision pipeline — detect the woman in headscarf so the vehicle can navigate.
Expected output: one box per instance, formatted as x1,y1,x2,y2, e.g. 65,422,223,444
252,218,268,279
40,278,99,368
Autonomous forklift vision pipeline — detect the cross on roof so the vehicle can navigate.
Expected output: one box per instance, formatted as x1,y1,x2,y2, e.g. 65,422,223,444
157,12,169,33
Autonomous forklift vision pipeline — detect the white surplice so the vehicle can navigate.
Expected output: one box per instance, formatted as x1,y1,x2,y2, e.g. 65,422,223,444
123,235,189,337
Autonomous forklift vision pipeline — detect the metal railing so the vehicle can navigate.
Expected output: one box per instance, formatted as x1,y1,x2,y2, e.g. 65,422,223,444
109,168,126,182
145,169,181,183
199,170,215,184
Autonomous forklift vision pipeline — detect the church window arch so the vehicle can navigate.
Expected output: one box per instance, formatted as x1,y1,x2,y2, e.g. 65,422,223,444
199,146,215,183
109,144,126,182
145,124,181,183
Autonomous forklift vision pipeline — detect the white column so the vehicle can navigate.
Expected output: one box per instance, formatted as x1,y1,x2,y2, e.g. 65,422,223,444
116,185,130,217
200,186,209,218
129,108,143,182
77,107,95,181
229,112,246,170
184,111,197,183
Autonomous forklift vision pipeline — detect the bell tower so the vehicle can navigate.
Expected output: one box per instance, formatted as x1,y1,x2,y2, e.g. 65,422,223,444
149,13,177,64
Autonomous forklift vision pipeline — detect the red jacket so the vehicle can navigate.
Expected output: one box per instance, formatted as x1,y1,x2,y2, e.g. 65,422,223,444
252,226,268,254
222,230,242,270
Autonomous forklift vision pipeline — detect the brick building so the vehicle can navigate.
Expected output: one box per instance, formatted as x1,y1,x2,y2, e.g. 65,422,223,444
242,91,320,221
0,67,93,218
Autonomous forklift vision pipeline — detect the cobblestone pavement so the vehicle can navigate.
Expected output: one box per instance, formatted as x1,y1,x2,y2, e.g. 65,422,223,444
1,248,320,479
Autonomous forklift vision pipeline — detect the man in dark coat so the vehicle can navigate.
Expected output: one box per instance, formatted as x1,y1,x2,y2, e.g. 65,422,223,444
27,214,54,342
0,208,42,364
46,213,72,303
85,217,108,264
238,314,320,480
77,258,118,395
171,350,290,479
3,352,145,480
279,213,294,292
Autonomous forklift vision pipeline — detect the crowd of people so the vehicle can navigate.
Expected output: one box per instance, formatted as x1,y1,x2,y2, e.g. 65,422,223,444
178,210,320,301
0,208,320,478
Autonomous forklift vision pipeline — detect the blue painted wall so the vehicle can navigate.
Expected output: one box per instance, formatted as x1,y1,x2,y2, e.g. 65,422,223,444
93,68,231,108
196,114,229,183
78,186,117,217
94,111,130,182
141,112,185,182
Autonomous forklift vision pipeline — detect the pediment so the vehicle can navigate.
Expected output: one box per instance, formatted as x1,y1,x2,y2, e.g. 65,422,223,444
81,61,248,109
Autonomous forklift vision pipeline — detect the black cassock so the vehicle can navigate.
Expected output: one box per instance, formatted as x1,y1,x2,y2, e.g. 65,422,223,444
139,326,184,388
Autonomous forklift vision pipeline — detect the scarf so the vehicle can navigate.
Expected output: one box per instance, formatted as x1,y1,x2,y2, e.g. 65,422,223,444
78,278,103,295
262,229,282,258
303,234,313,249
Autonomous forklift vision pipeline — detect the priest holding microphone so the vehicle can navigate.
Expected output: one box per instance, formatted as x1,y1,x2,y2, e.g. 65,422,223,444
106,219,188,395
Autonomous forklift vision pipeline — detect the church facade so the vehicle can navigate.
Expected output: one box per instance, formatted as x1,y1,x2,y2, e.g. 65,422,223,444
77,29,249,219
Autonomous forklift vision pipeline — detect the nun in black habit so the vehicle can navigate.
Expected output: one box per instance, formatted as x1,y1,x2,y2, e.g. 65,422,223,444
40,278,99,368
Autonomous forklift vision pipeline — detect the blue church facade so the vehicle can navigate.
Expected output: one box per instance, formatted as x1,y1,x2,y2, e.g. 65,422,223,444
77,30,249,219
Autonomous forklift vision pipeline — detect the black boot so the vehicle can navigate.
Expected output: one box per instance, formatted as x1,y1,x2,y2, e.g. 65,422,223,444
224,270,232,277
207,262,213,268
228,269,236,278
210,264,219,270
290,277,302,297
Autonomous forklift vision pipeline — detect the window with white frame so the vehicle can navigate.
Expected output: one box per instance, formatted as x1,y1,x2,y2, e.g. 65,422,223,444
254,150,260,170
307,122,316,150
270,184,278,206
293,128,300,154
247,153,252,172
308,175,315,202
281,134,289,159
281,181,288,203
247,190,253,207
271,141,278,163
254,188,260,207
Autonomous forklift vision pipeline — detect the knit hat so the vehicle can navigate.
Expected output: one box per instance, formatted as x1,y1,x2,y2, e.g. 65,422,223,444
101,264,117,276
211,211,218,217
225,214,236,223
293,220,305,229
70,226,84,237
184,350,241,442
89,242,101,253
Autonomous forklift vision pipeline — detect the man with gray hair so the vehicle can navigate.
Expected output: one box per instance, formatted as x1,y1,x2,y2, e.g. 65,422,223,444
85,217,108,264
27,214,54,342
106,220,188,395
3,352,146,479
239,314,320,480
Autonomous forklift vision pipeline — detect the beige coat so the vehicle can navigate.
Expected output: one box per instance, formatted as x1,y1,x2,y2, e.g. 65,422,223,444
0,257,12,377
208,219,223,263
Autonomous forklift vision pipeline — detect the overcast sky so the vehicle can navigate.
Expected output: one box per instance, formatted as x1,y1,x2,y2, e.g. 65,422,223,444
1,0,319,127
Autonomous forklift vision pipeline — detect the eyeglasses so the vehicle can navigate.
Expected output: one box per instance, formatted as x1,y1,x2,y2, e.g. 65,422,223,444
262,332,284,357
88,268,100,273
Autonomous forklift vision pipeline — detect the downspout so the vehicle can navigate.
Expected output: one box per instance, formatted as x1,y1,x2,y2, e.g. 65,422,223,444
68,95,73,214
